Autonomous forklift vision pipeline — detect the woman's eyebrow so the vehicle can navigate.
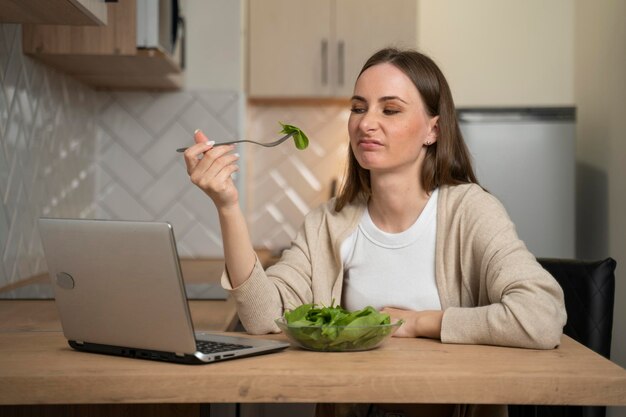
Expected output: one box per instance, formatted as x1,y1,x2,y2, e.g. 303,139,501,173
379,96,407,104
350,95,367,103
350,95,407,104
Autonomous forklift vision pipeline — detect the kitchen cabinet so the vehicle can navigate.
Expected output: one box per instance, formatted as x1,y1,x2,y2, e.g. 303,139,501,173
248,0,417,99
21,0,182,90
0,0,107,26
416,1,574,106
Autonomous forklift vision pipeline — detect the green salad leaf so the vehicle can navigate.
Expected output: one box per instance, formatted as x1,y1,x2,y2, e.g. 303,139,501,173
279,122,309,150
280,303,400,351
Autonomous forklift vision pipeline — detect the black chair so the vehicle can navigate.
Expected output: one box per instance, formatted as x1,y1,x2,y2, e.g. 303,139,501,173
509,257,617,417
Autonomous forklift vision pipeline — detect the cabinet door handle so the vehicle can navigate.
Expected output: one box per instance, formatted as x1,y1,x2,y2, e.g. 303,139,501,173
321,39,328,85
338,40,345,86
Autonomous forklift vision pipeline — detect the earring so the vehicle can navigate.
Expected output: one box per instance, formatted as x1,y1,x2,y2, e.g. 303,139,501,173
425,141,432,146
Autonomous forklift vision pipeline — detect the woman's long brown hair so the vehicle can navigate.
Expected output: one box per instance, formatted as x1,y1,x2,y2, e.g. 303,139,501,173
334,48,479,212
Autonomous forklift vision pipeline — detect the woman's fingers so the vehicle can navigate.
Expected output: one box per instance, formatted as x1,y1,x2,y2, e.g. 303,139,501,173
183,129,240,207
183,141,213,172
194,129,209,144
201,161,240,194
191,144,237,178
381,307,416,338
191,147,239,188
183,129,214,173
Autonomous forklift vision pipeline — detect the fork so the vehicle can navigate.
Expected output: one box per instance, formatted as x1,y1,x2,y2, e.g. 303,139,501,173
176,132,295,153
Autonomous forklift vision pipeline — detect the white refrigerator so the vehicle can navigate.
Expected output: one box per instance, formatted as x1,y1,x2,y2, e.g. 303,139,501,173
458,107,576,259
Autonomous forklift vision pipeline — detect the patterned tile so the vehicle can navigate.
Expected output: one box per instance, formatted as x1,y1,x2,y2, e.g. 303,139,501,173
0,79,8,138
178,100,234,141
179,186,222,234
196,91,238,114
246,104,349,250
0,24,98,287
111,91,154,118
100,101,154,154
0,26,10,78
100,141,154,195
139,92,194,136
0,195,8,254
98,183,154,220
140,122,189,170
140,162,190,216
177,220,223,258
196,91,240,132
0,21,348,287
161,203,196,239
2,25,20,107
0,133,9,200
92,91,243,259
2,183,25,283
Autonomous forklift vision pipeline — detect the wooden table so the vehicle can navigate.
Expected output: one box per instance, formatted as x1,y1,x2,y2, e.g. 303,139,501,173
0,256,625,413
0,332,624,406
0,258,245,416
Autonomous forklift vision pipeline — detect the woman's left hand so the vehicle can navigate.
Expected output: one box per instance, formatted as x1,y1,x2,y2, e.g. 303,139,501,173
381,307,444,339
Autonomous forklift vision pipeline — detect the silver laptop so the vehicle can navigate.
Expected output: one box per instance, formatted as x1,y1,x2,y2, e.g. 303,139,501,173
38,218,289,365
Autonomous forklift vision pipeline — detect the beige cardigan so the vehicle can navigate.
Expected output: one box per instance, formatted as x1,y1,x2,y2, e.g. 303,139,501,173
222,183,566,350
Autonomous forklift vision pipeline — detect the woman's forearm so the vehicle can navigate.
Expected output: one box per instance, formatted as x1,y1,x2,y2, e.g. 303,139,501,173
381,307,443,339
218,205,257,289
414,310,443,339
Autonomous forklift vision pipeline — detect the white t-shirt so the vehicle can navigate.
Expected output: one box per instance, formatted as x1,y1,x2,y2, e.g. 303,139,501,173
340,188,440,312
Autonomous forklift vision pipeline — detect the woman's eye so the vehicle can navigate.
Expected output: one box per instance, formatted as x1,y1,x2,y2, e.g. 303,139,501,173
383,109,400,115
350,107,366,114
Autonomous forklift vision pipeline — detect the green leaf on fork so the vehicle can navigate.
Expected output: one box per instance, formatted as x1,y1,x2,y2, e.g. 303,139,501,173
279,122,309,150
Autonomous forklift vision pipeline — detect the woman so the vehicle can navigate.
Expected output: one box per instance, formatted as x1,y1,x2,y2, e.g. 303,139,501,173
184,48,566,416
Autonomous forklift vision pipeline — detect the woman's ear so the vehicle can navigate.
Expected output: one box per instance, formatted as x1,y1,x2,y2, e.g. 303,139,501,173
425,115,439,146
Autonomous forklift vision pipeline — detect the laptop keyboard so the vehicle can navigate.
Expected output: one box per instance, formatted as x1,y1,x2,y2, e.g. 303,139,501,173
196,340,252,354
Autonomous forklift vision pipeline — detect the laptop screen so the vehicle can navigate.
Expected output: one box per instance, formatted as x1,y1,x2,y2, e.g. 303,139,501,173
38,219,199,354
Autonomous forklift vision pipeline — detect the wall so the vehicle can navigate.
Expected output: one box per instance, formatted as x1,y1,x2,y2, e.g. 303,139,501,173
0,0,247,287
94,90,241,258
417,0,574,107
574,2,626,416
246,0,577,249
0,23,98,288
246,104,349,250
94,0,246,259
183,0,244,91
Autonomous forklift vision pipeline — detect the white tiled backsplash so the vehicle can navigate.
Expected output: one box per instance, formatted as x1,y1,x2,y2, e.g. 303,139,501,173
0,23,350,288
0,24,98,287
94,90,242,259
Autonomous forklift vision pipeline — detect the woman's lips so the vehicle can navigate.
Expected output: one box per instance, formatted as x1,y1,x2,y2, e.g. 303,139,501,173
357,139,383,150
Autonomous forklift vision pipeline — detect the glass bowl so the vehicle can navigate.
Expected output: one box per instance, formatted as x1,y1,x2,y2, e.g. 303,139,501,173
275,317,402,352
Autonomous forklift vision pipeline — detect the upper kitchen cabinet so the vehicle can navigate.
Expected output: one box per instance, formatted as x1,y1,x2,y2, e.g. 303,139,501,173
334,0,417,97
248,0,417,99
21,0,184,90
0,0,107,26
249,0,333,98
417,1,574,106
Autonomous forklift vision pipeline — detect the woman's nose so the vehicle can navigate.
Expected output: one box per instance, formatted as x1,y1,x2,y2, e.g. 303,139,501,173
358,110,378,132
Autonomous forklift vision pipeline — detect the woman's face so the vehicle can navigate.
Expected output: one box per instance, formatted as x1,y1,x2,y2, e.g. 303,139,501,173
348,63,438,175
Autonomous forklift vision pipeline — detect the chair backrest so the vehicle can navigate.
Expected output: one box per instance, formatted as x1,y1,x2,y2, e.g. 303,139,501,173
509,257,617,417
538,257,616,359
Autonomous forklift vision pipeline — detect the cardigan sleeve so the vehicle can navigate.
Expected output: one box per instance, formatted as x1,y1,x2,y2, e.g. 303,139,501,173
440,188,567,349
220,207,322,334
